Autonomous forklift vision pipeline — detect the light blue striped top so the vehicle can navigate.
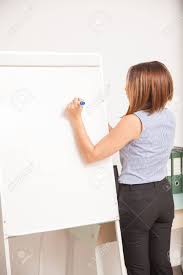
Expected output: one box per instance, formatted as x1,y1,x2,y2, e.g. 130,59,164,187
118,107,176,184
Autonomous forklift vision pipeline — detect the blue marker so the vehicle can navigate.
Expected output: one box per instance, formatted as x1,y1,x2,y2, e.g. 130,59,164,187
80,100,85,106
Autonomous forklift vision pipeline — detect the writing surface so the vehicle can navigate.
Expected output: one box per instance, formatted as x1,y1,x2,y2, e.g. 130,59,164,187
0,53,119,236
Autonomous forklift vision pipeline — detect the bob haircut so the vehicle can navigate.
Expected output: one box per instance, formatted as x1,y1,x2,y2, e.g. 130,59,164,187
125,61,173,115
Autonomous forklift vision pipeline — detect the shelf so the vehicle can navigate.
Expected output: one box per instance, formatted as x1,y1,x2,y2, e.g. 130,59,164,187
173,193,183,210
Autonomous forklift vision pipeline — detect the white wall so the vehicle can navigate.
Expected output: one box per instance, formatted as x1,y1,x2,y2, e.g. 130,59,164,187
0,0,182,273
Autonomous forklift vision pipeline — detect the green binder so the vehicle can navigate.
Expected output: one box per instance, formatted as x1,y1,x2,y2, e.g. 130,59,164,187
171,147,182,194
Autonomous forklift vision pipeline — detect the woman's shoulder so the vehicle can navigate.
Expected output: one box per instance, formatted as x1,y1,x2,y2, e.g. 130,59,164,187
132,110,150,124
164,107,176,125
131,107,176,130
134,107,175,118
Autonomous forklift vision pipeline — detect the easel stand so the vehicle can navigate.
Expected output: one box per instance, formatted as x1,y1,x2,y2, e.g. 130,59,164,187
0,186,127,275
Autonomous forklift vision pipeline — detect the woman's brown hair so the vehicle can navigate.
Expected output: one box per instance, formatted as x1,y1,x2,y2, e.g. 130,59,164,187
125,61,173,115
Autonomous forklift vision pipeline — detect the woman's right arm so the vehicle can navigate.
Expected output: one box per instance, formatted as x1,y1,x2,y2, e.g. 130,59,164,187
108,124,112,132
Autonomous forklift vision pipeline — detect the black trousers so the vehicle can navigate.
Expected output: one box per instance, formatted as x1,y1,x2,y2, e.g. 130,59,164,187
117,177,174,275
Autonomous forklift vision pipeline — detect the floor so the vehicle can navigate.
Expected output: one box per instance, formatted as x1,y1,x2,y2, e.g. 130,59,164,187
173,266,183,275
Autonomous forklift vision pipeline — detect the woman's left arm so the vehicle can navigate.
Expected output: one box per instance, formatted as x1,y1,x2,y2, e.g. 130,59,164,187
65,98,141,163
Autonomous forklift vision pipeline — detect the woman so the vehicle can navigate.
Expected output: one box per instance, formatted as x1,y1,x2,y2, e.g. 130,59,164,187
65,61,176,275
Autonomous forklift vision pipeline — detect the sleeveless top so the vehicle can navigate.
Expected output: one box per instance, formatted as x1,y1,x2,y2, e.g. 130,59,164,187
118,107,176,184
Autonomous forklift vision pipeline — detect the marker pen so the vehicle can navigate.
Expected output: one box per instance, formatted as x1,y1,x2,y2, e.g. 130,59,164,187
80,100,85,106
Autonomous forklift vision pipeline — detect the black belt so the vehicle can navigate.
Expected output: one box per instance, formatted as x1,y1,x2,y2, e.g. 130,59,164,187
118,177,170,191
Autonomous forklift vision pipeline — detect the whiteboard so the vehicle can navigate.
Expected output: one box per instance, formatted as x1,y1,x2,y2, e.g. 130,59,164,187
0,52,119,237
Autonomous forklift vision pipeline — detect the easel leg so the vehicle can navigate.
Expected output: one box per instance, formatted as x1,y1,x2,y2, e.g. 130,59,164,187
3,236,12,275
0,210,11,275
0,192,12,275
115,220,127,275
65,230,74,275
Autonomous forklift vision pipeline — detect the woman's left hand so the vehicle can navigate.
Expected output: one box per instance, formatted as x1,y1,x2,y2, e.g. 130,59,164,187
64,97,83,122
